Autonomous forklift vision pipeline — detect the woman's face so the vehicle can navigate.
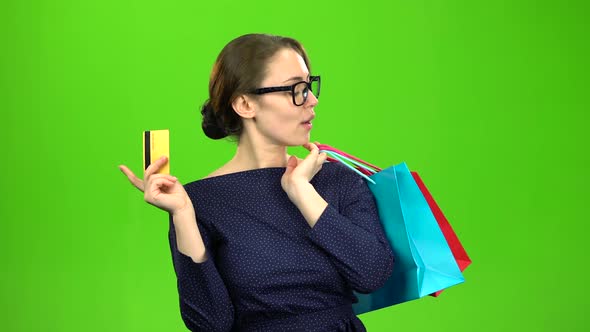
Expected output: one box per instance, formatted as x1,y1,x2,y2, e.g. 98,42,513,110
250,48,318,146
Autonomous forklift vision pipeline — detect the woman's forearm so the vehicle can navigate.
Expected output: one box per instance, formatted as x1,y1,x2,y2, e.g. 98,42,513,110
172,203,208,263
288,182,329,228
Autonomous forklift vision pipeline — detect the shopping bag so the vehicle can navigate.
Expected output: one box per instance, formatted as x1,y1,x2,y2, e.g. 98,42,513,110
412,172,472,297
317,144,465,314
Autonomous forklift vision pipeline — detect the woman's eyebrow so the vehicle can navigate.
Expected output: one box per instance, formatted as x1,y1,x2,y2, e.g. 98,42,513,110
282,74,310,83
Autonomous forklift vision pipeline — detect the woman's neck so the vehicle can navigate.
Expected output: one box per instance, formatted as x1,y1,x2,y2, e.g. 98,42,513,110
229,134,290,170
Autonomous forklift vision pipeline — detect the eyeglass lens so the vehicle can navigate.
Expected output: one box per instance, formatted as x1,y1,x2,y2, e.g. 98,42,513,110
293,80,320,106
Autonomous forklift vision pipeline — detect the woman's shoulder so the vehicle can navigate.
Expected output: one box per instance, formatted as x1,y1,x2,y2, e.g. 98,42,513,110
324,159,368,178
183,164,284,194
315,161,367,186
202,165,237,180
202,156,308,179
182,159,362,195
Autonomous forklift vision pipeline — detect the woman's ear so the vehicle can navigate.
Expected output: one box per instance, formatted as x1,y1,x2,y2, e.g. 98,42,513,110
232,95,256,119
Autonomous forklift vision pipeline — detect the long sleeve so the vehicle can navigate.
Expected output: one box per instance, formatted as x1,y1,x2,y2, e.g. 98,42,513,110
168,213,234,332
308,166,395,294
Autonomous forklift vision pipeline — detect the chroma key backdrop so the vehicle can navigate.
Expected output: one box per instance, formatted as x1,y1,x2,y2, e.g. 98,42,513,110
1,0,588,331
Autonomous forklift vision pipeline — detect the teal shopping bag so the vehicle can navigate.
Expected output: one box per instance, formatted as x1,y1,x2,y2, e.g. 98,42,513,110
318,145,465,314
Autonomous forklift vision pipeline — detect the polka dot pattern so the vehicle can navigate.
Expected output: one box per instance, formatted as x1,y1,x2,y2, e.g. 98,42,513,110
168,162,394,331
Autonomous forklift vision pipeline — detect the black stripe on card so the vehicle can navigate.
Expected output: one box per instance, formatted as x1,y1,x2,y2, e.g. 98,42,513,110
144,131,151,170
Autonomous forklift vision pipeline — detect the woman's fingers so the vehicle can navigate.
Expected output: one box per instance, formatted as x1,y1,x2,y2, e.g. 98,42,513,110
303,142,319,153
149,177,176,192
145,177,179,208
153,174,178,183
119,165,145,191
318,151,328,165
147,174,178,188
302,143,319,162
298,142,326,178
144,156,169,178
166,175,178,182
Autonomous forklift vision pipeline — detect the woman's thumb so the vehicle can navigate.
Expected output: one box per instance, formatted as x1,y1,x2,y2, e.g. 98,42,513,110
284,155,298,175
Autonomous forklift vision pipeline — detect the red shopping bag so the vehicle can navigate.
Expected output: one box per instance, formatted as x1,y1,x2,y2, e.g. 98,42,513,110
411,172,472,297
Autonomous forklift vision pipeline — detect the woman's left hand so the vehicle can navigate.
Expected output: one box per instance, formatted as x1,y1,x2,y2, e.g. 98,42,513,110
281,142,328,196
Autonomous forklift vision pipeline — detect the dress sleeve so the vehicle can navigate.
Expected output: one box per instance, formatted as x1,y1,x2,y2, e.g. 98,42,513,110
308,166,395,294
168,209,234,332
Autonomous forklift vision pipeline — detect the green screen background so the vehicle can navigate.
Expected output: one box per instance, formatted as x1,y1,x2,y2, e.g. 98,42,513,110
1,0,588,331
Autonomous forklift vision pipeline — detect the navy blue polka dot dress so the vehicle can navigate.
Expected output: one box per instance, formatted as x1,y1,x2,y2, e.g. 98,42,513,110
168,161,394,332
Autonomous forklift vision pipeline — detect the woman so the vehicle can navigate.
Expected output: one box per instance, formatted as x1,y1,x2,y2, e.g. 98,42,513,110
120,33,394,332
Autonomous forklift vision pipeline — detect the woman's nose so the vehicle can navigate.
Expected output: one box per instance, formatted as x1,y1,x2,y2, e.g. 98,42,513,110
306,91,319,108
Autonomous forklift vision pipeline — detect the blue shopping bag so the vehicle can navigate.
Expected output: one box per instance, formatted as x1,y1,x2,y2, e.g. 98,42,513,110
318,146,465,314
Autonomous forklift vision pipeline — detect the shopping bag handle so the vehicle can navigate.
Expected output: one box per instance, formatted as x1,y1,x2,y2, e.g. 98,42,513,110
317,144,383,172
317,144,380,185
322,151,377,184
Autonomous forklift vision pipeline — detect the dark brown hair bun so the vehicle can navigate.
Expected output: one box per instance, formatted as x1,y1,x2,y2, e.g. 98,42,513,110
201,101,228,139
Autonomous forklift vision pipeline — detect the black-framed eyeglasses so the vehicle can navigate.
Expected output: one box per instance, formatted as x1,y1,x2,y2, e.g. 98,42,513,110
251,75,321,106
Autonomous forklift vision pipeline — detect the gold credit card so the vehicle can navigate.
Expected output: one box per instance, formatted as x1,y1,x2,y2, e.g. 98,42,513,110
143,129,169,174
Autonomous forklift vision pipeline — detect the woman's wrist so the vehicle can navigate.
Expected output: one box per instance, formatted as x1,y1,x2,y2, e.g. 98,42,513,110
171,201,207,263
171,200,197,232
286,181,312,205
172,198,194,219
287,181,328,228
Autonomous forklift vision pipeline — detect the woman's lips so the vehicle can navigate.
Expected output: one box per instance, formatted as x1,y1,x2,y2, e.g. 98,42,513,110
301,116,314,130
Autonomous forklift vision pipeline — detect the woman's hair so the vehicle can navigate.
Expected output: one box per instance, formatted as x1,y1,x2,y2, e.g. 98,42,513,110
201,33,311,140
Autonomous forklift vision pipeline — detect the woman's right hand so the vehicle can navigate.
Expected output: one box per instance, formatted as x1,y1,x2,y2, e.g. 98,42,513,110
119,156,192,215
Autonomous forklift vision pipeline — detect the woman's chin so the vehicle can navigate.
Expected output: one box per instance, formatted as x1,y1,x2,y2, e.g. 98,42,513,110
297,135,311,146
285,138,309,147
280,130,312,147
